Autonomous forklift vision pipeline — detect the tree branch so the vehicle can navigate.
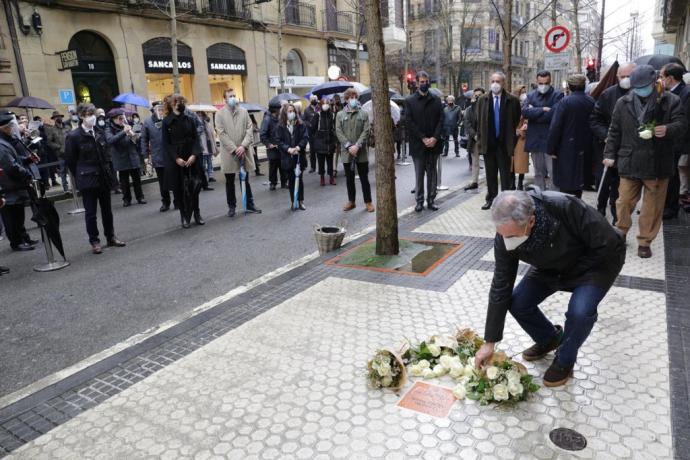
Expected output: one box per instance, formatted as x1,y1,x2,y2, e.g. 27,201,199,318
511,0,557,40
489,0,508,40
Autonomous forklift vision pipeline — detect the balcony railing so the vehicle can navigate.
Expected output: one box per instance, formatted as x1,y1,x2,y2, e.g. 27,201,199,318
323,10,354,35
199,0,251,20
489,50,527,66
284,2,317,28
149,0,199,10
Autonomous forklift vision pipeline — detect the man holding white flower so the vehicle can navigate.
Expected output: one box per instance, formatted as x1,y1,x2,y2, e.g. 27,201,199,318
603,64,685,258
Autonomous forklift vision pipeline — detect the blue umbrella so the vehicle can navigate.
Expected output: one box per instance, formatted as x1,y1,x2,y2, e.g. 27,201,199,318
239,158,248,213
113,93,150,108
308,81,353,99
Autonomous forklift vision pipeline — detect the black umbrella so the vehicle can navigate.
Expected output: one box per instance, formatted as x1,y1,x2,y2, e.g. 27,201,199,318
181,168,202,223
268,93,300,107
28,192,66,258
634,54,685,71
240,102,267,113
358,88,402,104
5,96,55,110
391,95,406,105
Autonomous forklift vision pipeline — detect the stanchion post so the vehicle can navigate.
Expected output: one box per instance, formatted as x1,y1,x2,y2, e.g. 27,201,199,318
397,141,411,166
437,154,449,191
67,171,85,215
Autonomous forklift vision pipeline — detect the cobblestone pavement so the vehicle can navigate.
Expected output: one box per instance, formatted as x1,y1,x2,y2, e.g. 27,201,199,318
2,187,687,459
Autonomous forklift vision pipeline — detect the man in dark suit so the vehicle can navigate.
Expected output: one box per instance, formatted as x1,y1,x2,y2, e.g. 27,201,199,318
476,72,522,210
405,71,444,212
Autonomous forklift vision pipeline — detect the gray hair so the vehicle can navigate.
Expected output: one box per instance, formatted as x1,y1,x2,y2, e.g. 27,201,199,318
491,191,535,226
491,72,507,83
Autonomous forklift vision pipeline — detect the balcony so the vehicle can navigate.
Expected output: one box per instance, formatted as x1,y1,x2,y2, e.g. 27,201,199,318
323,10,354,35
284,2,317,28
489,50,527,66
200,0,251,20
149,0,199,10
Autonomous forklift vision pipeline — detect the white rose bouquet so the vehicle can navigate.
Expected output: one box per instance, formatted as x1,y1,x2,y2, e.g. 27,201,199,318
367,344,409,391
407,335,457,371
460,352,539,405
454,328,485,364
638,121,656,140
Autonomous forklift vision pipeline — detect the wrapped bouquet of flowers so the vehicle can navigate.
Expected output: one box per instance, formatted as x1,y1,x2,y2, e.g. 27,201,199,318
407,335,459,378
638,121,656,140
367,344,409,391
454,328,485,364
457,352,539,405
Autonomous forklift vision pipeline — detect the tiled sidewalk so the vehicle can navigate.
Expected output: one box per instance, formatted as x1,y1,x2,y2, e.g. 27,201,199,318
2,188,687,459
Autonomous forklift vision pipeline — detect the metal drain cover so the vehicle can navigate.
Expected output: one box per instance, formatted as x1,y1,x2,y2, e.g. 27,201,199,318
549,428,587,451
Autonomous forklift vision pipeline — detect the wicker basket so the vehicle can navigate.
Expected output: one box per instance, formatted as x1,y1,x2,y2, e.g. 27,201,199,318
314,225,346,255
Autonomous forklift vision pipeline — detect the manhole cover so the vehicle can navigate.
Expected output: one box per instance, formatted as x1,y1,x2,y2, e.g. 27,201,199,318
549,428,587,451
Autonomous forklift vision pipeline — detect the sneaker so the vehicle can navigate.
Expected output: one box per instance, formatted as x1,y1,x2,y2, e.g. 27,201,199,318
91,243,103,254
543,358,574,387
522,325,564,361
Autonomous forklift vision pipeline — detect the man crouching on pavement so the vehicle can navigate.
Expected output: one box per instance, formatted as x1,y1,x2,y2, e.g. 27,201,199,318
474,189,625,387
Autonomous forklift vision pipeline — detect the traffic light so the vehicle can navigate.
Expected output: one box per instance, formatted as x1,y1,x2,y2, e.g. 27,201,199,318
586,58,597,82
406,71,417,94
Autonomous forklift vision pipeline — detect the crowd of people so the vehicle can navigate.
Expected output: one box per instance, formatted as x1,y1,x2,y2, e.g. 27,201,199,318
2,61,690,272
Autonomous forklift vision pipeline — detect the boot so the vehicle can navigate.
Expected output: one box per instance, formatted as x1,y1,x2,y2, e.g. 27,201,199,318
320,175,325,186
330,175,336,185
517,175,524,190
343,201,356,211
181,212,190,229
194,209,205,225
610,203,617,226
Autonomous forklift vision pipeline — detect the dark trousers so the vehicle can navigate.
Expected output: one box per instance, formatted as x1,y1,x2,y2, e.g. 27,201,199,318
561,190,583,199
118,168,144,203
268,158,287,187
287,169,304,203
82,187,114,244
253,151,261,174
412,152,439,205
0,204,29,248
509,276,607,367
308,140,317,170
155,167,172,207
395,141,402,158
225,173,255,209
597,166,620,210
484,144,511,202
443,130,459,156
344,161,372,203
317,153,334,176
665,153,682,213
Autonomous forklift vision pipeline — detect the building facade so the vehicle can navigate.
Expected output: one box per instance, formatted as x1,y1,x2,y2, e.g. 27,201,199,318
0,0,373,115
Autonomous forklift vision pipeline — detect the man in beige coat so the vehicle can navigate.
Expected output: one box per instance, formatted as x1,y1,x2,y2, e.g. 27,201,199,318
216,88,262,217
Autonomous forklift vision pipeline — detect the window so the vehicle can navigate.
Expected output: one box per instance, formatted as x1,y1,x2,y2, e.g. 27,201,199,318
286,49,304,76
463,28,482,51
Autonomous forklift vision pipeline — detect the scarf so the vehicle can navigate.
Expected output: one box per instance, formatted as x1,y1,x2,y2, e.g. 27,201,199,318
632,94,657,125
522,201,558,252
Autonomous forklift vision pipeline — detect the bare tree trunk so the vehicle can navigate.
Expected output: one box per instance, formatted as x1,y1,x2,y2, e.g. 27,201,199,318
364,0,399,256
170,0,180,94
596,0,606,80
573,0,582,74
502,0,513,90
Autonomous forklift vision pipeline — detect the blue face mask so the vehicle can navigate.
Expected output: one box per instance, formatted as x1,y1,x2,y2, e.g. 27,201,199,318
634,84,654,98
349,99,358,109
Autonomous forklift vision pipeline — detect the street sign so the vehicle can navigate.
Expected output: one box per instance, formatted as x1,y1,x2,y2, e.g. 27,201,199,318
544,53,571,71
58,49,79,70
58,89,75,105
544,26,570,53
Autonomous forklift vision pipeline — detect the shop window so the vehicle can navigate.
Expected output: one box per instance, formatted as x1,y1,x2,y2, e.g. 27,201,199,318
286,49,304,76
206,43,247,105
143,37,195,103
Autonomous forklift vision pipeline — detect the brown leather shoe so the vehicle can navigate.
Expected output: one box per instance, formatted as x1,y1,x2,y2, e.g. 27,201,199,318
107,238,126,248
522,325,563,361
638,246,652,258
343,201,356,211
91,243,103,255
366,202,375,213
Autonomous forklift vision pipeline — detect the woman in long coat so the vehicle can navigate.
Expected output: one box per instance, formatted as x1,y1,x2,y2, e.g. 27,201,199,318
512,86,530,190
310,98,337,186
276,103,309,211
161,94,204,228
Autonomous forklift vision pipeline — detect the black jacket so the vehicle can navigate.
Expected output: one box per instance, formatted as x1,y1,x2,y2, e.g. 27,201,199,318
0,135,32,205
64,126,115,191
484,189,626,342
404,91,444,158
260,112,281,161
276,122,309,171
106,121,141,172
310,110,336,155
670,81,690,157
161,112,202,190
589,84,629,143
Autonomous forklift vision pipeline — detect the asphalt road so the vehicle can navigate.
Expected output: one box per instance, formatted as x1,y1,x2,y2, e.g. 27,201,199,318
0,148,473,398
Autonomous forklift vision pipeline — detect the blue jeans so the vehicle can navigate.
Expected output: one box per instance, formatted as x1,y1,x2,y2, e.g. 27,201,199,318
203,155,214,178
509,276,608,367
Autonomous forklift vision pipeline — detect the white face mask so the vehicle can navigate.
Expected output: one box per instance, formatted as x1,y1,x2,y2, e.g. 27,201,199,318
519,93,527,102
503,234,528,251
97,119,105,127
683,73,690,85
83,115,97,128
288,112,296,121
322,104,330,111
619,77,631,90
537,84,550,94
490,82,502,94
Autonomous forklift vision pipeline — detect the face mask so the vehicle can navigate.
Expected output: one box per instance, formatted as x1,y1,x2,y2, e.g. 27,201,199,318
683,73,690,85
227,97,237,107
322,104,330,111
349,99,358,109
503,234,529,251
491,82,502,94
447,101,454,106
287,112,296,121
634,84,654,98
311,100,318,106
519,93,527,102
97,119,105,127
619,77,631,90
177,103,186,113
71,115,79,123
419,83,430,93
132,117,139,124
84,115,97,128
537,84,550,94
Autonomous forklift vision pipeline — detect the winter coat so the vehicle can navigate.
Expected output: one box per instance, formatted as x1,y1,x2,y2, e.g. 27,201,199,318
140,114,165,168
335,107,370,163
522,87,564,153
64,126,116,191
311,109,336,155
547,91,595,191
476,91,522,156
464,103,478,154
44,122,71,159
106,121,141,172
512,117,529,174
604,91,685,180
216,106,255,174
161,112,202,190
276,122,309,171
589,84,629,143
303,104,318,135
260,112,281,161
200,118,218,156
404,91,444,158
484,188,626,342
0,136,32,204
442,104,462,136
670,81,690,157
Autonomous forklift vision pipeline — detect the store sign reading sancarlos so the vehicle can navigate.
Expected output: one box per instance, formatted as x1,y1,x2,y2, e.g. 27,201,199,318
208,59,247,75
144,55,194,74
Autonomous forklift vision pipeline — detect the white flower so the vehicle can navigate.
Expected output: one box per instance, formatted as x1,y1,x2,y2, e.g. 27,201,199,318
432,364,447,377
506,370,521,386
639,129,653,140
427,343,441,357
486,366,500,380
418,359,431,369
377,361,392,377
410,365,424,377
463,364,476,377
493,383,510,401
381,376,393,387
422,368,436,379
453,384,467,400
449,365,465,379
439,355,457,370
508,381,524,397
